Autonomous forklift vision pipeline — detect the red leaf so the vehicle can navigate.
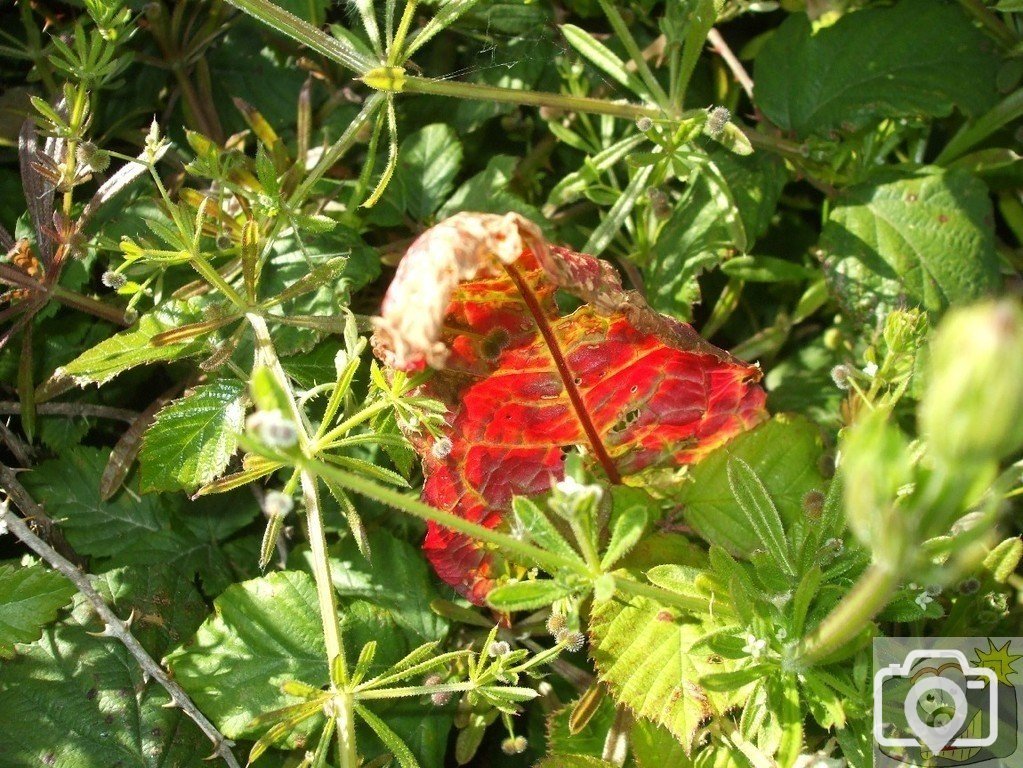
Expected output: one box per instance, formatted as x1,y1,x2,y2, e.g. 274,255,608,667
373,213,766,603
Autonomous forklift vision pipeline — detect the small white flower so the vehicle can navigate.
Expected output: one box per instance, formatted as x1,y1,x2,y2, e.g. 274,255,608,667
915,591,933,610
743,634,767,658
863,362,879,378
555,476,603,502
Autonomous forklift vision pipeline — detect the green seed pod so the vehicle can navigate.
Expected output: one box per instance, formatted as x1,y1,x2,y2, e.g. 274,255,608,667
919,300,1023,465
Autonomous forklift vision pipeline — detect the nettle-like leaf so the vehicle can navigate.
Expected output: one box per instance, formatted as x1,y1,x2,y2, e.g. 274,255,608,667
588,593,750,755
139,379,247,493
820,167,999,319
0,562,75,658
754,0,1000,137
372,213,766,602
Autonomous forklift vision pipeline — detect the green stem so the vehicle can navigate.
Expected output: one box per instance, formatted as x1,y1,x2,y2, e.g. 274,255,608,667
49,285,132,326
796,561,900,665
334,693,359,768
298,455,714,614
300,456,589,575
246,314,358,768
398,75,665,121
317,400,391,449
189,254,248,310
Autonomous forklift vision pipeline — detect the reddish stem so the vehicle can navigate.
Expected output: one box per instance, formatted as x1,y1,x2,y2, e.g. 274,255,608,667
503,263,622,484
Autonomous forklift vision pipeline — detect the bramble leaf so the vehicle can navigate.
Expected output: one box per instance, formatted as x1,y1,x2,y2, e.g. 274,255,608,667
0,619,207,767
372,213,766,602
820,168,1000,318
139,379,247,492
588,593,748,754
755,0,1000,137
0,562,74,658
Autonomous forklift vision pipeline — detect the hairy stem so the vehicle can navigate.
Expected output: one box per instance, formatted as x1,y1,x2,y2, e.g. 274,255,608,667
298,455,715,614
0,497,241,768
796,561,900,665
247,313,359,767
398,75,666,121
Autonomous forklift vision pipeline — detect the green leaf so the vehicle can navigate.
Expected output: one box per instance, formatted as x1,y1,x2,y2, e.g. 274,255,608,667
324,528,449,645
486,579,574,611
821,168,1000,317
589,594,745,754
438,155,547,228
139,379,247,492
355,703,420,768
726,457,796,576
601,503,647,570
166,571,328,739
562,24,648,97
680,415,826,558
645,148,787,320
59,301,206,385
0,562,74,658
755,0,1000,136
536,757,617,768
385,124,464,220
0,622,207,767
22,447,259,591
513,496,584,566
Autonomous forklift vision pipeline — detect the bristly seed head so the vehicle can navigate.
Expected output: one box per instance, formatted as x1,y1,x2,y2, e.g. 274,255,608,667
801,489,825,518
830,364,852,390
556,629,585,652
501,736,528,755
101,270,126,290
431,437,453,459
545,613,567,636
636,116,653,132
247,410,299,449
263,490,293,518
488,640,511,658
706,106,731,137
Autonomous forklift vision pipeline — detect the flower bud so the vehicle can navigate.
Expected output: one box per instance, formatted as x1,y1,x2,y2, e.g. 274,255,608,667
919,300,1023,464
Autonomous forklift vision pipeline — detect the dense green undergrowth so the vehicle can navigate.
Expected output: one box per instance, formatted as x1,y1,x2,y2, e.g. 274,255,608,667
0,1,1021,766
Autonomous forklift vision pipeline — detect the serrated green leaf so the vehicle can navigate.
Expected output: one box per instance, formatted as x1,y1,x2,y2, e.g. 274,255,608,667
680,415,825,558
59,301,206,385
536,756,617,768
589,594,745,754
821,168,1000,317
0,562,74,658
355,703,420,768
22,447,258,592
755,0,1000,136
0,621,207,767
166,571,328,739
139,379,246,492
